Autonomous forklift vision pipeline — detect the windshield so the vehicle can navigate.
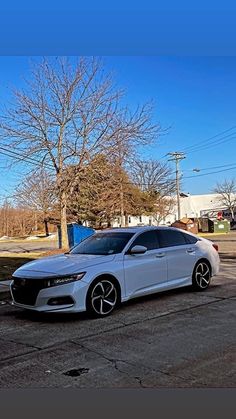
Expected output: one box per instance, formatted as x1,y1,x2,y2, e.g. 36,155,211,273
69,232,134,255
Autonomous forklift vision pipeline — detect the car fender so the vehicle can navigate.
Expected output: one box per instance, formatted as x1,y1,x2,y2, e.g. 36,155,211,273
80,263,126,299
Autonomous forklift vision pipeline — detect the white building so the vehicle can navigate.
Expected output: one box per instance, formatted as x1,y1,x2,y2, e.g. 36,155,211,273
171,193,224,222
111,193,235,227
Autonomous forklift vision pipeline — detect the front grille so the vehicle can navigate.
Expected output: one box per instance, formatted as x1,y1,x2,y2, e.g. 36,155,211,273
11,278,48,306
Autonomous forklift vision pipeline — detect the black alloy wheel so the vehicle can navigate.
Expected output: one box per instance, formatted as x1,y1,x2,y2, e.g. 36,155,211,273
192,261,211,291
87,279,119,317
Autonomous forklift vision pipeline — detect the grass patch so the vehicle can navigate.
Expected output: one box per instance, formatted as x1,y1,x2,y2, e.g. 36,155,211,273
0,250,66,281
0,256,36,280
41,249,66,257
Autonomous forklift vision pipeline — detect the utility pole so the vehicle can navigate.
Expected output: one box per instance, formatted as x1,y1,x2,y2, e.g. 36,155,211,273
167,152,186,220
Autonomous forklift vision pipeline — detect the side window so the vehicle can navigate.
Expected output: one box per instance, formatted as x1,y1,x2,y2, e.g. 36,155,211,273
130,231,159,251
182,233,198,244
157,229,187,248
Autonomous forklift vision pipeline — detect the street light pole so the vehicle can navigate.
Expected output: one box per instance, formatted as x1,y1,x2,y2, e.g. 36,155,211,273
167,152,186,220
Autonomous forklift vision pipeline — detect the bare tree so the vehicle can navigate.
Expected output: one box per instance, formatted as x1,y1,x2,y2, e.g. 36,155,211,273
0,57,161,248
152,196,176,224
131,159,175,195
14,169,57,236
129,159,176,223
213,179,236,221
0,201,36,237
0,199,11,237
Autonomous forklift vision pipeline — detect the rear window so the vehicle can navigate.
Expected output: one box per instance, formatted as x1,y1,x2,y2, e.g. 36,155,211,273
157,229,187,248
182,233,198,244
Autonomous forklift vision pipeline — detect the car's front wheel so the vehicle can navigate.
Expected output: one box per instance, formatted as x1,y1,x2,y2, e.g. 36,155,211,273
86,278,119,317
192,261,211,291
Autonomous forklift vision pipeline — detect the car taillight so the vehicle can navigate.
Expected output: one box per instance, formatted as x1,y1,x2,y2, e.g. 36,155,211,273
212,243,219,252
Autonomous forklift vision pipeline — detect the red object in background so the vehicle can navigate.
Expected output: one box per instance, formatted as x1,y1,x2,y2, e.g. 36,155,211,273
212,243,219,252
217,211,223,220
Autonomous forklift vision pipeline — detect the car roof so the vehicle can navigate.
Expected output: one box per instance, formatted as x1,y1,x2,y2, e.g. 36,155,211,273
97,226,172,234
95,226,201,239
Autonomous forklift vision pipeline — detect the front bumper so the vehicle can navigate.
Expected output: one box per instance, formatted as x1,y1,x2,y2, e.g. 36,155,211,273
10,278,88,313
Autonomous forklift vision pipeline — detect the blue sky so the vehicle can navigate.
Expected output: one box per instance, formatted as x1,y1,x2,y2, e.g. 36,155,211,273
0,56,236,201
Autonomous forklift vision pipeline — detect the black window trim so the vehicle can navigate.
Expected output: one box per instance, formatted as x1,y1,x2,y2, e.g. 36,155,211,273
156,228,194,248
124,228,199,254
125,229,160,254
181,231,199,245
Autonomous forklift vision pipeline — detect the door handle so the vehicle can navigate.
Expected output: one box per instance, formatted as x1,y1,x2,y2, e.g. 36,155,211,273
186,248,195,253
156,253,165,258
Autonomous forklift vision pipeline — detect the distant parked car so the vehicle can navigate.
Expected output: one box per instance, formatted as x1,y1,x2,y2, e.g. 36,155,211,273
10,226,220,317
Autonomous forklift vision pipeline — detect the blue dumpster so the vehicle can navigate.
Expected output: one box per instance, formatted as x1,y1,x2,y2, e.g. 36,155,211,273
57,223,95,248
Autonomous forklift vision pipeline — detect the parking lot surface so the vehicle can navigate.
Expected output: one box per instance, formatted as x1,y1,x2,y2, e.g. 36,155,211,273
0,237,57,254
0,253,235,388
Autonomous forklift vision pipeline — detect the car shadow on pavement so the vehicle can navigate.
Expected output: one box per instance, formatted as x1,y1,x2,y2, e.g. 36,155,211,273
5,283,223,324
5,304,89,323
121,283,223,308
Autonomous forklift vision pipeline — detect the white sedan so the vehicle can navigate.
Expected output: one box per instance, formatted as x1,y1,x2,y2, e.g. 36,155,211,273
10,226,220,317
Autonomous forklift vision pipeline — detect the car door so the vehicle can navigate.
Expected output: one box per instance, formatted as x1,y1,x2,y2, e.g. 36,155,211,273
156,229,197,284
123,230,168,298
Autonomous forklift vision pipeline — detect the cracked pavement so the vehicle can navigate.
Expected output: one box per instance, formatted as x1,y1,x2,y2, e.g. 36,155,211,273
0,256,235,388
0,239,56,254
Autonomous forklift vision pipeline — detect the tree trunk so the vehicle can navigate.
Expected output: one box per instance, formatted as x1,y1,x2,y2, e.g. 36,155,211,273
120,181,125,227
60,191,69,249
34,213,38,232
22,219,25,236
44,219,49,236
230,207,235,222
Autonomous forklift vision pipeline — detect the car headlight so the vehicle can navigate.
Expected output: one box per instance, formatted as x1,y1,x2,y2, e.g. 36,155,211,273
48,272,86,287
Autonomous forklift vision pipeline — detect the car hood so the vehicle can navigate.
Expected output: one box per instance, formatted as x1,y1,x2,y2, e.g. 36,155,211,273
13,253,116,278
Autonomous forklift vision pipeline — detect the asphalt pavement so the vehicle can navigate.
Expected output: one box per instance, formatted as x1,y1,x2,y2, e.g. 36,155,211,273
0,254,235,388
0,237,57,254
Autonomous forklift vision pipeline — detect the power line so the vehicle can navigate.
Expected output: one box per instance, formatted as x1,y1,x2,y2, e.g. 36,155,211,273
182,162,236,172
161,126,236,161
0,149,47,169
185,133,236,154
183,165,236,179
182,125,236,153
0,145,54,170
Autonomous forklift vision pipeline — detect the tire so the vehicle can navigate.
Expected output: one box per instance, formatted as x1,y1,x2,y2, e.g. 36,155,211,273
192,261,211,291
86,277,120,318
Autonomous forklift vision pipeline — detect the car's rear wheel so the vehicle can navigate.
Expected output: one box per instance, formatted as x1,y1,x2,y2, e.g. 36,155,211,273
192,261,211,291
86,278,119,317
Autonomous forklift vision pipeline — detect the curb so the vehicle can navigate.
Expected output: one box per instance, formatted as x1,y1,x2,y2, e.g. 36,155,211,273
0,280,11,301
0,252,42,258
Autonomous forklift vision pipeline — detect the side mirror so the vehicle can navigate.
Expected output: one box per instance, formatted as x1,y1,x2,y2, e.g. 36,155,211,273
129,245,147,255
